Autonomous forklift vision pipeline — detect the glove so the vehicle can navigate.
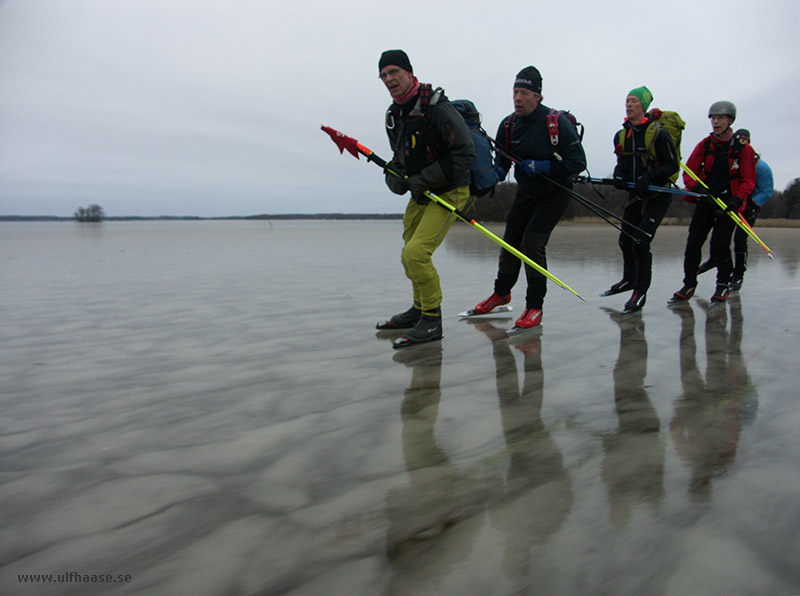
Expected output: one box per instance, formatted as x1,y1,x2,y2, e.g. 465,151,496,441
419,161,449,190
689,183,708,196
384,160,408,195
406,175,429,205
724,193,743,213
495,167,507,182
634,172,652,199
520,159,551,177
613,172,626,190
744,204,760,220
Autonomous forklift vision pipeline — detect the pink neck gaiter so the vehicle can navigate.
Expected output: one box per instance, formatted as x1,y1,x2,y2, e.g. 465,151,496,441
394,77,420,105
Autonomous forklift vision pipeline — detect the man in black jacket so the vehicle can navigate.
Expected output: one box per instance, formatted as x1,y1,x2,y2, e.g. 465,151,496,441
375,50,476,348
602,86,679,313
471,66,586,328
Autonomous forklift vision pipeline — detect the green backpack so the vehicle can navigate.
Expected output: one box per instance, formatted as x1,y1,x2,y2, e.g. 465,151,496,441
616,108,685,184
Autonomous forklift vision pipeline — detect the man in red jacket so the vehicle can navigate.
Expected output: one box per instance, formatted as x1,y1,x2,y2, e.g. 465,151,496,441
669,101,756,305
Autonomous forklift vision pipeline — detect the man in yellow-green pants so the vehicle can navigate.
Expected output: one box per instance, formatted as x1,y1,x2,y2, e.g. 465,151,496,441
375,49,476,348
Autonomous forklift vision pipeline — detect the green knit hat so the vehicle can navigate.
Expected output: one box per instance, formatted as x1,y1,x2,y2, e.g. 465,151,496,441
627,86,653,111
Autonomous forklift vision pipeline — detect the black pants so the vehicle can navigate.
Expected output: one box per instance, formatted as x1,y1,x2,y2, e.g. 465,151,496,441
494,187,570,309
683,200,736,287
732,209,757,278
618,196,671,293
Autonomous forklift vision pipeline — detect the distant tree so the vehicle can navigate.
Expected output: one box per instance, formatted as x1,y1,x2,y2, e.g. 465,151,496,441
472,181,637,223
759,190,784,219
74,204,105,222
471,182,516,222
467,176,800,223
565,182,627,221
783,178,800,219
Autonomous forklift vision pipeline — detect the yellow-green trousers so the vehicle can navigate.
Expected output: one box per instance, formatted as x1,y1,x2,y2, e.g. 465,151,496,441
400,186,472,315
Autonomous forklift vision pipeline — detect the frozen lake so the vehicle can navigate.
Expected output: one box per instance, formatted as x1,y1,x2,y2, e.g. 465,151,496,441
2,219,799,595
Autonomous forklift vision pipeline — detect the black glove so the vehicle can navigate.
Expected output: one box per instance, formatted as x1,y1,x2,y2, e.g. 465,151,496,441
406,175,429,205
744,204,760,220
634,172,652,199
724,193,743,213
419,161,448,189
384,160,408,195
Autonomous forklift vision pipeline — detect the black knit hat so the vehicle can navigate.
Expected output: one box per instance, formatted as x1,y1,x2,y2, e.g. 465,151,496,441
379,49,413,74
514,66,542,93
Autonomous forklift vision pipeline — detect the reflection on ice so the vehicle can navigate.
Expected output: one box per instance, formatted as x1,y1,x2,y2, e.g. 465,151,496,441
1,222,798,595
601,310,665,528
670,298,758,502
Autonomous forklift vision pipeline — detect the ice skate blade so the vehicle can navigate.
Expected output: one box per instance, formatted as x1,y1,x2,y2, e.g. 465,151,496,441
458,305,513,317
392,334,443,349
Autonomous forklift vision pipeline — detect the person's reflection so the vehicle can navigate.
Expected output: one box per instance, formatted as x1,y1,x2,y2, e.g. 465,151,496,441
473,323,573,577
727,295,759,426
384,344,485,593
599,309,665,528
670,300,758,502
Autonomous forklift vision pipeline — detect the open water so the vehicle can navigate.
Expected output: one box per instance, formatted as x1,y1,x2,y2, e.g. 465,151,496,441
1,220,799,595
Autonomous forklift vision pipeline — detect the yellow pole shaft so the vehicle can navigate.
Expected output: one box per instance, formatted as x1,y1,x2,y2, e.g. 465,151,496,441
680,161,773,258
422,190,586,301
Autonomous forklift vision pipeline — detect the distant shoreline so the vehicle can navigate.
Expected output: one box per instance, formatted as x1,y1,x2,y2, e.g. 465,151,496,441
0,213,404,222
2,214,799,228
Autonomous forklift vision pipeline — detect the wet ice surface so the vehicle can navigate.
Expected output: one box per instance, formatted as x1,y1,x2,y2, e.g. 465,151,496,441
1,220,799,596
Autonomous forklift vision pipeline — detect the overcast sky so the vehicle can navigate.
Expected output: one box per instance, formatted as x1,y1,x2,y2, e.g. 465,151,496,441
1,0,798,217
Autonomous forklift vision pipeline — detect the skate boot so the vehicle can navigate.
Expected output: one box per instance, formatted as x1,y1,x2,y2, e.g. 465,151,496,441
514,308,542,329
728,277,743,292
668,284,696,304
393,308,443,349
623,290,646,314
600,279,633,297
710,283,730,304
473,292,511,315
376,304,421,330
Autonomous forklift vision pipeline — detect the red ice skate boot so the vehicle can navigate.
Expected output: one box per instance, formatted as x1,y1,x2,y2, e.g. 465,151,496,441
514,308,542,329
473,292,511,315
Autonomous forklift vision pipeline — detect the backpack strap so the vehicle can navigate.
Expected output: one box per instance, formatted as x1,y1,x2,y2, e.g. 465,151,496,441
615,128,626,156
643,119,660,163
503,113,517,148
699,137,713,176
699,136,740,178
418,83,433,109
546,108,560,147
547,109,583,162
414,84,442,118
728,138,743,176
547,109,565,161
386,85,438,132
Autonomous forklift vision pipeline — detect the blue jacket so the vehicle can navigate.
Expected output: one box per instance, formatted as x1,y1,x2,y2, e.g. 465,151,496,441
751,159,774,206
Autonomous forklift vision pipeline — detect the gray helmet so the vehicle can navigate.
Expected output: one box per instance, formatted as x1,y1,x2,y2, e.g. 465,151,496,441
708,100,736,120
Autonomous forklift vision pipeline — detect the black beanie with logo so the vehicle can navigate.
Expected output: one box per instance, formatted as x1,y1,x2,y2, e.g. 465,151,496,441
514,66,542,93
